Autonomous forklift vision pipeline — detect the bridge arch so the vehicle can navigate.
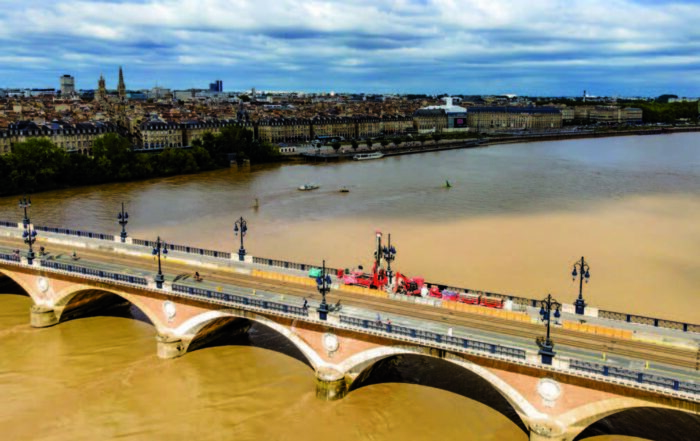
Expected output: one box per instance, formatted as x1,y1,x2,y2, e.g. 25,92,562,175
52,285,165,331
173,310,324,370
0,268,41,305
562,399,700,441
340,346,543,434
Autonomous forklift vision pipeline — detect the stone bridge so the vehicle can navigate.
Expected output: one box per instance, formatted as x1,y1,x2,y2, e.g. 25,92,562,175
0,260,698,441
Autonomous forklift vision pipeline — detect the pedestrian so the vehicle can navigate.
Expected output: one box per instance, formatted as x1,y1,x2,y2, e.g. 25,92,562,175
303,298,308,309
376,313,381,323
386,318,392,326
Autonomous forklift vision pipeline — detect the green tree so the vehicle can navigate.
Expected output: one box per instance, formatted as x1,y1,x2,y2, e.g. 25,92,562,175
418,134,428,145
92,133,135,180
365,139,373,149
432,133,442,143
350,139,359,151
331,141,341,152
393,137,403,147
380,138,390,148
5,138,70,192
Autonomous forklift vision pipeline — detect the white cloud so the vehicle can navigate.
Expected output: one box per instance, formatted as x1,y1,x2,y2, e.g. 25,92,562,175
0,0,698,94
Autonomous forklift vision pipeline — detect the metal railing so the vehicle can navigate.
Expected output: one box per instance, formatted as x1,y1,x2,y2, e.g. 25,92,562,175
598,310,700,333
252,256,340,274
0,252,20,262
34,225,115,241
339,314,527,360
171,283,309,317
569,359,698,395
0,220,18,228
38,260,148,286
132,239,232,259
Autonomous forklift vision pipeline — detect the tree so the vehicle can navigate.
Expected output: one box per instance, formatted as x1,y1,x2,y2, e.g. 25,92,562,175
432,133,442,143
92,133,135,180
331,141,341,152
380,138,390,148
350,139,359,151
393,137,403,147
365,139,373,149
239,94,251,102
418,135,428,145
5,138,70,192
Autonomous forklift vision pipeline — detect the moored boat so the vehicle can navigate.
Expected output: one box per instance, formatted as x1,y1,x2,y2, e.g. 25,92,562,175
298,184,320,191
353,152,384,161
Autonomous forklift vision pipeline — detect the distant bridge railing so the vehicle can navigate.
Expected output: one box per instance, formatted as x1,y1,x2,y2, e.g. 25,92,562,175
339,314,527,360
252,256,340,274
35,225,115,241
171,283,309,317
1,220,698,333
39,260,148,285
597,310,700,333
569,359,699,395
132,238,232,260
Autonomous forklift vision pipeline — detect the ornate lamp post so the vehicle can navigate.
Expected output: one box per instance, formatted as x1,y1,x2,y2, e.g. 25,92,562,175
19,196,31,227
571,256,590,315
22,223,38,265
233,216,247,261
381,233,397,286
537,293,561,365
117,202,129,243
316,260,332,321
152,236,168,289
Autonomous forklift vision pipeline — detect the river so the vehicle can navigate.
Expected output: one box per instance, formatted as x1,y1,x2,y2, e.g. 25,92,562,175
1,133,699,440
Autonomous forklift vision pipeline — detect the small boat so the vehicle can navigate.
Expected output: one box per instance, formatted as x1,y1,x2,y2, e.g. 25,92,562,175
298,184,320,191
353,152,384,161
339,187,349,193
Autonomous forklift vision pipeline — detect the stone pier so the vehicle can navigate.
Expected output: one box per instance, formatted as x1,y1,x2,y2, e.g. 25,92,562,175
316,367,348,401
156,335,187,359
30,305,58,328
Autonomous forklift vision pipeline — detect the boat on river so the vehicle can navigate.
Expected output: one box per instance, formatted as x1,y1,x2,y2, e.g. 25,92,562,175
298,184,320,191
353,152,384,161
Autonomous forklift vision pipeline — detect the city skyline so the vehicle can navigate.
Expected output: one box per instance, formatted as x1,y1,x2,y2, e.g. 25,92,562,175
0,0,699,96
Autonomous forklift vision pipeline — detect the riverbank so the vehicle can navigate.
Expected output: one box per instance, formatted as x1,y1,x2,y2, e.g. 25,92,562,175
300,125,700,161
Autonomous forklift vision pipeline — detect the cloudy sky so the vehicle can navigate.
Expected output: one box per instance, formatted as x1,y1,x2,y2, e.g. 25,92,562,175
1,0,698,96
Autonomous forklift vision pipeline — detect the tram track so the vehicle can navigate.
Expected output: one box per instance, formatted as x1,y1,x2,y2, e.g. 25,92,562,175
1,236,697,370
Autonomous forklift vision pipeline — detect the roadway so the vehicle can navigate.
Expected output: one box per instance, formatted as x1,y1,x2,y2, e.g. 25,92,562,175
0,235,698,381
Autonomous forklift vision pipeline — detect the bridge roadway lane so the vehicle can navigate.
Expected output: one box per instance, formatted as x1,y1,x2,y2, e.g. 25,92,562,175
0,236,698,375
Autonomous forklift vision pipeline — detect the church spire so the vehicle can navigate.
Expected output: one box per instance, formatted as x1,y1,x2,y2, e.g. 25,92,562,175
118,66,126,99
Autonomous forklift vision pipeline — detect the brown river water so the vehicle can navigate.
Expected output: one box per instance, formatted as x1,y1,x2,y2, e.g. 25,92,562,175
1,133,699,440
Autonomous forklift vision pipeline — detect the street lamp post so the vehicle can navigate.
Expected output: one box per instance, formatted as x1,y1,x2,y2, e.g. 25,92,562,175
381,234,397,286
316,260,332,321
233,216,247,261
152,236,168,289
18,196,31,227
117,202,129,243
537,293,561,365
571,256,591,315
22,223,38,265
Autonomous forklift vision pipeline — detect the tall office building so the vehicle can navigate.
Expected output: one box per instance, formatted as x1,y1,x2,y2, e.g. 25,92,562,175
59,74,75,96
209,80,223,93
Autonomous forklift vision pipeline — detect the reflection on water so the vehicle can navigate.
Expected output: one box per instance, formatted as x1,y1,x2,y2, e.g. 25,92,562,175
1,134,697,440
